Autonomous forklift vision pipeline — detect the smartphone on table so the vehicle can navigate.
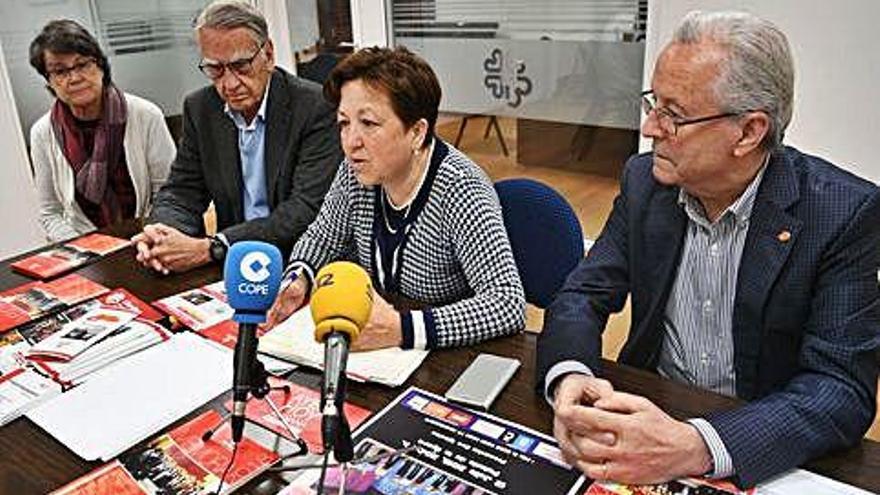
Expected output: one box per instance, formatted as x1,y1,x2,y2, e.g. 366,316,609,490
444,353,520,410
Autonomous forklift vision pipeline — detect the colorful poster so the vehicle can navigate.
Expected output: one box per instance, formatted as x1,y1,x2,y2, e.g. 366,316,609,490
282,387,585,495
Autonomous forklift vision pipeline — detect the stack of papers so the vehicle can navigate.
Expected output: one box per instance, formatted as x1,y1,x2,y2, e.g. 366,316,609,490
258,306,429,386
30,319,170,386
28,332,232,461
0,366,61,426
0,289,168,389
0,316,60,425
27,307,138,361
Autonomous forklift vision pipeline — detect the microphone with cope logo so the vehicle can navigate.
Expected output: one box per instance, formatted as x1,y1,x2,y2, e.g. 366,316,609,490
310,261,372,462
223,241,283,443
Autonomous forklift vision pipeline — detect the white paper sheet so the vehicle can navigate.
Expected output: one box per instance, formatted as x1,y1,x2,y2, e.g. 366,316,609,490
28,332,232,461
758,468,873,495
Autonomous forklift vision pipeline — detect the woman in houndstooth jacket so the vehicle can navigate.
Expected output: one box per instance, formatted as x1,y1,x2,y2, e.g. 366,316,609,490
265,46,524,351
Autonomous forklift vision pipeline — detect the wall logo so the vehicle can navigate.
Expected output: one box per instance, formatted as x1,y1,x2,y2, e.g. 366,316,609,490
240,252,271,283
483,48,533,108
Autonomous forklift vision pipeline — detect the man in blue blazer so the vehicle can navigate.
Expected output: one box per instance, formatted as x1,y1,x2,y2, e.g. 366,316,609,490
537,11,880,488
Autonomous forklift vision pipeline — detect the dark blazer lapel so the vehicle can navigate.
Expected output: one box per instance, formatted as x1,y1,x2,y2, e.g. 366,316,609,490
732,150,801,399
628,185,687,366
644,186,687,290
264,70,292,206
212,96,245,223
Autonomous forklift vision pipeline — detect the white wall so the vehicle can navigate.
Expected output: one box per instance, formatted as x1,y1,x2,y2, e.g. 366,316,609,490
0,39,46,258
350,0,388,48
0,0,93,143
285,0,321,53
643,1,880,183
257,0,296,73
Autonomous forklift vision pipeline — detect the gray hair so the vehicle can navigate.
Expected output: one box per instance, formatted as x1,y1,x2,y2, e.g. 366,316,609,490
194,0,268,46
673,11,794,150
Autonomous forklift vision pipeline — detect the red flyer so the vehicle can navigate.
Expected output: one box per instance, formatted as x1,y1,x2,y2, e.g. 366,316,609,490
98,289,162,322
49,460,147,495
11,233,130,280
152,281,232,331
119,409,280,494
199,319,269,350
0,274,109,333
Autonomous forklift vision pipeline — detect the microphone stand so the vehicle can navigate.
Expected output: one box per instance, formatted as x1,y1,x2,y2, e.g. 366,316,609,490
320,332,355,464
201,353,308,458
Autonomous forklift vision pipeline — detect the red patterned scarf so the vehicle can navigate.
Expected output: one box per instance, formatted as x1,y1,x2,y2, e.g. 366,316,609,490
50,84,127,209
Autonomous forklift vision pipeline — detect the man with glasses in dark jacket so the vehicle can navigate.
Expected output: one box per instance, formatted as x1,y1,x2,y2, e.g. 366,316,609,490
133,0,340,273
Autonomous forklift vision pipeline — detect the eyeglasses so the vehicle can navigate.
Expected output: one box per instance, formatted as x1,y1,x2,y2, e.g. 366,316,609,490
46,59,96,82
641,90,749,136
198,42,265,80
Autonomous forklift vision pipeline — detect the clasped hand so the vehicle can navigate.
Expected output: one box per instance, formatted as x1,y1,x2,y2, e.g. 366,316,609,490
131,223,211,274
553,374,712,484
264,277,403,351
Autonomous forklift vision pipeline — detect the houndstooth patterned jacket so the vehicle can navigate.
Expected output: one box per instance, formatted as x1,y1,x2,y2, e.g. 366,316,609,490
285,139,525,349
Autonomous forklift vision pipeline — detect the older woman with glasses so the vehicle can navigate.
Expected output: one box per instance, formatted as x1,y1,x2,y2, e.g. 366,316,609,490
266,46,525,352
28,19,175,241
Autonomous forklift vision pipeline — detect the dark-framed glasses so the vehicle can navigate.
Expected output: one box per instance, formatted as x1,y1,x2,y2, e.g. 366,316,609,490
641,90,750,136
198,42,266,80
46,58,96,82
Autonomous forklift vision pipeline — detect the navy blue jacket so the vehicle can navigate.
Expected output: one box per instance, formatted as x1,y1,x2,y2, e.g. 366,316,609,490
537,146,880,487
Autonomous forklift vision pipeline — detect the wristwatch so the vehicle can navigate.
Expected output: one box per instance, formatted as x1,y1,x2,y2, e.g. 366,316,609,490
208,235,228,263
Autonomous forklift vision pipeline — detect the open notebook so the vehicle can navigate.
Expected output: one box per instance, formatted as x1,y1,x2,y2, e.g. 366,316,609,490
258,305,429,387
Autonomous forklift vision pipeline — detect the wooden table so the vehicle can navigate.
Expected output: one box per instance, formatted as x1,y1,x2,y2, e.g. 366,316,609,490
0,223,878,494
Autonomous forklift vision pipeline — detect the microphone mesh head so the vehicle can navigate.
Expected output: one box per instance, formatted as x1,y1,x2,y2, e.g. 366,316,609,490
311,262,372,342
223,241,283,324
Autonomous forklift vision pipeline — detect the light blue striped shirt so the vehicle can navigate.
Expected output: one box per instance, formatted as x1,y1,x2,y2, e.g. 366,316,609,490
660,164,767,477
224,83,271,221
658,165,767,396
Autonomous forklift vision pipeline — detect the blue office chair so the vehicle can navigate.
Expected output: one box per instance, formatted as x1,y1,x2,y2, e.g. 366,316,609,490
495,179,584,309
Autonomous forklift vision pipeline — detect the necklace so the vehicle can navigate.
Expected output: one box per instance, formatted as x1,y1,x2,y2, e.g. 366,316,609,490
379,139,434,235
381,188,411,234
